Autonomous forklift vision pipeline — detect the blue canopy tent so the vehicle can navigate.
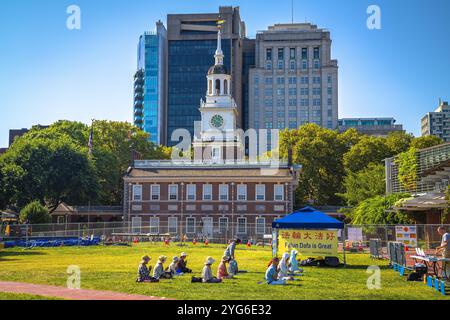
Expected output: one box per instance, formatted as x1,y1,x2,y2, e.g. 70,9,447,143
272,206,344,230
272,207,346,265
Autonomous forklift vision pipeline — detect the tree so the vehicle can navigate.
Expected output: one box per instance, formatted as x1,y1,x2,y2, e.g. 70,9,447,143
385,131,414,155
1,136,99,210
19,201,51,224
395,147,418,192
348,193,413,225
338,163,385,206
280,124,349,206
343,135,391,172
411,135,443,150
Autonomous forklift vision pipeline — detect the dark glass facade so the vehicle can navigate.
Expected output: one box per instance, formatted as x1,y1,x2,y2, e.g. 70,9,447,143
167,40,231,146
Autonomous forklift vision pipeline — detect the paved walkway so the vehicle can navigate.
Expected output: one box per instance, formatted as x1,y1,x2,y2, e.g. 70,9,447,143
0,281,170,300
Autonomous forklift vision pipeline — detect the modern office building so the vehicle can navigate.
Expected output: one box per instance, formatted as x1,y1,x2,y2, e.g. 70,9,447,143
421,100,450,142
133,21,167,145
248,23,339,147
166,6,245,146
338,118,403,137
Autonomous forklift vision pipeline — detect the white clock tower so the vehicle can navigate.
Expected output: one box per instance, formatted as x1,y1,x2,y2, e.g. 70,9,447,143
193,23,243,163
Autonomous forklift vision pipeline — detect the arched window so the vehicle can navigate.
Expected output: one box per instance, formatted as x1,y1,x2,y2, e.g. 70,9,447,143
215,79,221,95
208,80,212,95
224,80,228,95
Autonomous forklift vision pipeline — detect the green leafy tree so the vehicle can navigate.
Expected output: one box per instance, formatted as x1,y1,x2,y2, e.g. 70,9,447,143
343,135,391,172
348,193,413,225
280,124,349,206
411,135,443,150
19,201,51,224
385,131,414,155
338,163,386,206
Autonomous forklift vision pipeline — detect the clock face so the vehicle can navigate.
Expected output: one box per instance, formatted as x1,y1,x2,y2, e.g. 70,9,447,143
210,115,224,129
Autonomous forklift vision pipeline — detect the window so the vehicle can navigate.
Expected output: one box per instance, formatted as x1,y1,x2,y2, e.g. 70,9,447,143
289,121,297,129
276,77,285,85
288,99,297,107
237,218,247,234
203,184,213,200
186,217,196,234
208,80,212,95
57,216,65,225
266,61,272,70
328,98,332,106
168,217,178,234
300,76,309,84
314,60,320,69
224,80,228,95
151,185,160,200
256,217,266,235
327,75,332,84
313,77,321,84
278,61,284,70
290,61,296,70
313,88,321,95
266,48,272,61
313,98,321,106
265,77,273,85
215,79,221,95
289,88,297,96
150,217,159,234
301,48,308,60
288,77,297,85
274,185,284,201
237,184,247,201
302,60,308,70
256,184,266,201
300,88,309,96
132,185,142,201
219,184,229,201
219,217,228,234
290,48,296,59
300,99,309,107
211,147,221,162
278,48,284,60
131,217,142,234
169,184,178,201
187,184,196,201
313,47,320,59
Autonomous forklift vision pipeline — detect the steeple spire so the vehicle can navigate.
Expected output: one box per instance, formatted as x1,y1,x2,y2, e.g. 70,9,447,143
215,23,224,66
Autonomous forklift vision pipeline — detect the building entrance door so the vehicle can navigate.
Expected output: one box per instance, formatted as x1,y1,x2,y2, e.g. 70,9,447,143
202,217,213,239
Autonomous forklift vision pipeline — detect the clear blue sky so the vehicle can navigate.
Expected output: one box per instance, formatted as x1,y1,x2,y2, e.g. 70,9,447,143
1,0,449,147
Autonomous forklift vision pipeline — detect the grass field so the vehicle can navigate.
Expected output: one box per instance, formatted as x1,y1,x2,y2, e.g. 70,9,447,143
0,243,448,300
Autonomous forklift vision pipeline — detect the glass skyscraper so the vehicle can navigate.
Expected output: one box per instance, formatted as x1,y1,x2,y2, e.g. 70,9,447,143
134,21,167,145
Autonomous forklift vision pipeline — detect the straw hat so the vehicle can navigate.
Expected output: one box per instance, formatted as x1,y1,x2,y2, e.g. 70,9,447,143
205,256,215,265
141,255,151,263
158,255,167,263
222,255,231,262
180,252,188,257
172,256,179,262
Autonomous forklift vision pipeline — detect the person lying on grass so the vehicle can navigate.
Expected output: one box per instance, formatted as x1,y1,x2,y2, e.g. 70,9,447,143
202,257,222,283
278,252,295,281
177,252,192,273
265,257,286,285
217,255,233,280
153,256,173,279
136,255,159,283
167,256,182,276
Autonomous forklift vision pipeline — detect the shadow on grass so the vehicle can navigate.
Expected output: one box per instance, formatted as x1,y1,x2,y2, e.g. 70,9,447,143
0,250,47,261
301,264,390,270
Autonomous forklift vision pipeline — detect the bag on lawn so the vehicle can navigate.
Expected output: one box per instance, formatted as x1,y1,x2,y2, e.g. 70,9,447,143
301,258,318,266
407,272,423,282
324,257,340,267
191,277,203,283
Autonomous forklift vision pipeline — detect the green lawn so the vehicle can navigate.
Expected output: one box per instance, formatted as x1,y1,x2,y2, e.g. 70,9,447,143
0,292,62,300
0,243,447,300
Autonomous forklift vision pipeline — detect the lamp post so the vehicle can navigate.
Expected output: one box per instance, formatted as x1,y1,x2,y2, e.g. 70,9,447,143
180,182,185,246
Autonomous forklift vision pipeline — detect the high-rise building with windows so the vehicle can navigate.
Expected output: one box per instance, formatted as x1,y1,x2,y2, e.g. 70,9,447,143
133,21,167,145
166,6,245,146
421,100,450,142
248,23,338,147
338,118,403,137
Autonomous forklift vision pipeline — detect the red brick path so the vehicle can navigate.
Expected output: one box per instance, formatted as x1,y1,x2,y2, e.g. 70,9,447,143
0,281,171,300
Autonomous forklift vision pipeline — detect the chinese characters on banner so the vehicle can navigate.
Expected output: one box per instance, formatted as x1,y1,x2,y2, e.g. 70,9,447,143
395,226,417,247
278,229,339,257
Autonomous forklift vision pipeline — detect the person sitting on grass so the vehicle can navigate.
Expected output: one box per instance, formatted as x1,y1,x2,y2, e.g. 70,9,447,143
228,257,239,276
289,249,303,274
136,255,159,283
153,256,173,279
278,252,294,281
167,256,182,276
176,252,192,274
217,255,233,280
265,257,286,285
202,257,222,283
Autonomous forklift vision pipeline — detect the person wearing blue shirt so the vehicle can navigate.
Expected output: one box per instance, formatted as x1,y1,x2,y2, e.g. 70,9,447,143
436,226,450,278
265,257,286,285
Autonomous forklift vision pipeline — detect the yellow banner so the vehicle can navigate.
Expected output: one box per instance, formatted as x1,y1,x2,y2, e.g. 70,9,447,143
278,229,338,258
